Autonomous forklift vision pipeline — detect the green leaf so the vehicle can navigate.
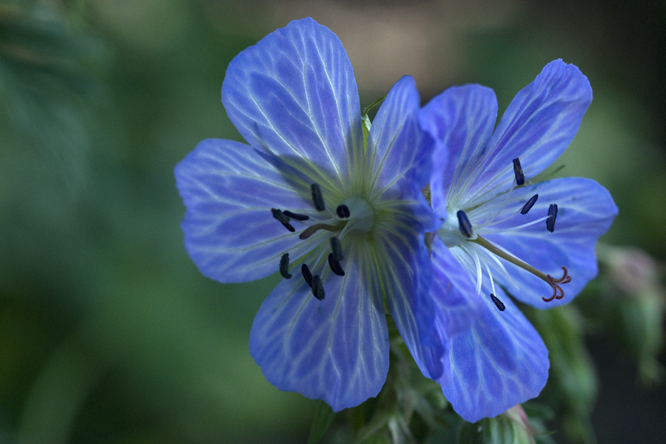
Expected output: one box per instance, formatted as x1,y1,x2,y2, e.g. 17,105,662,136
308,400,336,444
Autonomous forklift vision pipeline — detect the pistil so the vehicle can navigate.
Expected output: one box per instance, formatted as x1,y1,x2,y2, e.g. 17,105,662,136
472,235,571,302
299,223,342,240
336,204,350,218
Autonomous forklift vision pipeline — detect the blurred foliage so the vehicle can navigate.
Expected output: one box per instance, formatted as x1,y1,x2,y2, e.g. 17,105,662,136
0,0,665,443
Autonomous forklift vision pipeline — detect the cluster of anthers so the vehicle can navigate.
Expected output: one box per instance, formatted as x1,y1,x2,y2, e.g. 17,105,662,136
443,157,572,312
270,183,373,301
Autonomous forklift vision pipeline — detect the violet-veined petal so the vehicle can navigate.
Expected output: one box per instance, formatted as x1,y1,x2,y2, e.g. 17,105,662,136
175,139,320,282
222,18,362,190
375,217,443,380
249,241,388,411
368,76,431,201
441,288,549,423
429,236,481,339
420,84,498,214
466,60,592,206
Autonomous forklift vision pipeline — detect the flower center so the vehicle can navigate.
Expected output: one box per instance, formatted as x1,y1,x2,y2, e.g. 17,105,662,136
270,183,375,301
340,196,375,235
437,209,477,247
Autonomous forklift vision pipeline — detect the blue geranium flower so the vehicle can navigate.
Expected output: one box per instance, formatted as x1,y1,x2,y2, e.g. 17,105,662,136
175,18,440,411
419,60,618,422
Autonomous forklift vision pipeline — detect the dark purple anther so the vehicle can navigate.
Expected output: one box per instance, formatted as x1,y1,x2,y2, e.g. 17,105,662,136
310,183,325,211
312,275,325,300
521,194,539,215
301,263,313,287
328,253,345,276
512,158,525,186
271,208,295,232
490,294,506,311
546,204,558,233
330,237,343,262
457,210,474,238
283,210,309,221
279,253,292,279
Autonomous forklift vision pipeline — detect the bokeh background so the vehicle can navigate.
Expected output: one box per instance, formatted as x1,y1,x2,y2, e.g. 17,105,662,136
1,0,665,443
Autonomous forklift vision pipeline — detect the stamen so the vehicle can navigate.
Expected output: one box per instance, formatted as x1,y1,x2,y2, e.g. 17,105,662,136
542,266,572,302
283,210,309,221
336,204,350,218
328,253,345,276
279,253,292,279
271,208,295,232
301,263,313,287
310,183,326,211
546,204,558,232
490,294,506,311
512,158,525,186
312,275,325,300
521,194,539,215
299,223,340,240
457,210,474,238
330,237,343,261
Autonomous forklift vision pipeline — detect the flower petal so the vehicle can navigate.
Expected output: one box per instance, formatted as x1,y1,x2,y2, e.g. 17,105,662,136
441,289,549,423
175,138,319,282
249,241,389,411
368,76,431,201
429,236,481,339
222,18,363,190
466,60,592,206
476,177,618,309
420,84,498,215
374,215,443,380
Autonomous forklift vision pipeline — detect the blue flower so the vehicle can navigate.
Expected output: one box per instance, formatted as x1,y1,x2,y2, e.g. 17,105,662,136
175,18,440,411
419,60,618,422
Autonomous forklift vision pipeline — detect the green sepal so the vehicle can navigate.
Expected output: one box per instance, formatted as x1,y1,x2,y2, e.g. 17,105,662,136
458,405,555,444
308,400,336,444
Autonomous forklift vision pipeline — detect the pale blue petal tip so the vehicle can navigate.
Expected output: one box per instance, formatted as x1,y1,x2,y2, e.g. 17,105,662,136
221,18,362,184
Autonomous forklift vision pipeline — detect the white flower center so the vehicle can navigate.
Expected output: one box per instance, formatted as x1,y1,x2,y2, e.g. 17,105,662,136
436,207,477,248
341,196,374,235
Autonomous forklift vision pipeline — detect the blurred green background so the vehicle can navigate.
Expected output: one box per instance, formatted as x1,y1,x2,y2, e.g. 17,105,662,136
1,0,664,443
